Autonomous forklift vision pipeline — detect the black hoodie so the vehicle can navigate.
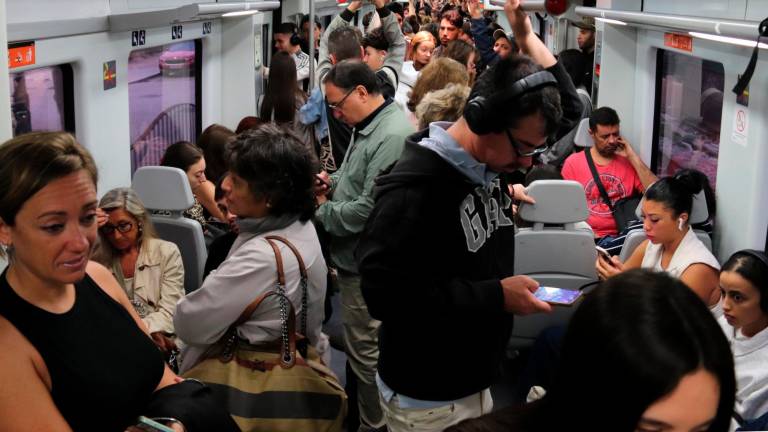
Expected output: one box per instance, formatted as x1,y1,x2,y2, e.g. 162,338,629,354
357,134,516,401
357,60,582,401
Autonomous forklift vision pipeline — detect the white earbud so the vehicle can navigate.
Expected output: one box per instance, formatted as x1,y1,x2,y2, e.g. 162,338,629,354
678,218,685,231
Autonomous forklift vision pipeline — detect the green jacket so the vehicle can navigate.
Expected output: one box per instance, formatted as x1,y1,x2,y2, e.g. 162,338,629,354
315,102,414,273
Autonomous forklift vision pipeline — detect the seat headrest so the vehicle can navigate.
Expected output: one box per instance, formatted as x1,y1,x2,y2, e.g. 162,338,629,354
573,118,592,147
634,190,710,224
518,180,589,224
132,166,195,211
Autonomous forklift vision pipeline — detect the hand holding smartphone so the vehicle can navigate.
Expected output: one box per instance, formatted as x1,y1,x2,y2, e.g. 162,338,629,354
534,286,582,306
133,417,176,432
596,246,611,261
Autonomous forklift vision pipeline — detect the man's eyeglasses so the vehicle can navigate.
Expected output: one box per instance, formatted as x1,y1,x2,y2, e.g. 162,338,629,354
326,87,356,111
505,130,550,158
101,221,134,235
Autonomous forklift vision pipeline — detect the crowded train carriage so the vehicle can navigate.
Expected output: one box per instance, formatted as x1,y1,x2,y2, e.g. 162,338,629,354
0,0,766,430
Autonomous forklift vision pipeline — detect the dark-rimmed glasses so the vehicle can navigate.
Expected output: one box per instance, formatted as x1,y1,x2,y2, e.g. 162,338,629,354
326,87,356,111
100,221,133,235
505,129,550,158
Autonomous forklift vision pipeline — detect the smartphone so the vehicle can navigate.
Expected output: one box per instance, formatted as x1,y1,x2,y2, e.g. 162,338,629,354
135,416,176,432
534,286,583,306
595,246,611,261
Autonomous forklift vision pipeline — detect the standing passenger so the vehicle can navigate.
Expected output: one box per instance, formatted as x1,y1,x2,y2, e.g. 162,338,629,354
356,0,582,430
315,60,414,432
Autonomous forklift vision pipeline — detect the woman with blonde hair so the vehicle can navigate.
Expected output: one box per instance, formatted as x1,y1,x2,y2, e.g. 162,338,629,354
405,57,469,127
396,30,437,114
95,187,184,354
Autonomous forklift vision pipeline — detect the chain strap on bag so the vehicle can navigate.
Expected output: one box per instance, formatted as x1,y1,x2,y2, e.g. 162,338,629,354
183,235,346,432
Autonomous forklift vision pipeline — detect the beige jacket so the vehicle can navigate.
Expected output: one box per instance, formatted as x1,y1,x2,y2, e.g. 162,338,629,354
106,238,184,334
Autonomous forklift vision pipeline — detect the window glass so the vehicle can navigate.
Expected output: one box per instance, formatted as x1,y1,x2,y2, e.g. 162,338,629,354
654,50,724,191
129,40,200,174
9,65,73,136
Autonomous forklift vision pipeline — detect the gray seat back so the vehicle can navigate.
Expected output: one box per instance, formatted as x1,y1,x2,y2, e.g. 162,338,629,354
132,166,207,294
619,191,712,262
573,118,592,148
510,180,598,349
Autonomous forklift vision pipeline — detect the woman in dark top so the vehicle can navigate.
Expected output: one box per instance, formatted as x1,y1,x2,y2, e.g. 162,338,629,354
447,270,736,432
0,132,235,431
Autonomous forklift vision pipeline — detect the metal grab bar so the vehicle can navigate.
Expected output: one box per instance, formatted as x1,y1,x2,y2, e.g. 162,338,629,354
575,6,761,41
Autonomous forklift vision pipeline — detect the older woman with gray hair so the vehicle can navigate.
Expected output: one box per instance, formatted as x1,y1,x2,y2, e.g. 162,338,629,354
95,187,184,353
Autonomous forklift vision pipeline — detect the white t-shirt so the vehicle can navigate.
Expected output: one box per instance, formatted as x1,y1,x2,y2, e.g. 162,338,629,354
718,316,768,421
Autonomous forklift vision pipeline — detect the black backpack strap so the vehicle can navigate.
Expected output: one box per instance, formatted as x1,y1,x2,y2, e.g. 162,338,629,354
585,149,614,212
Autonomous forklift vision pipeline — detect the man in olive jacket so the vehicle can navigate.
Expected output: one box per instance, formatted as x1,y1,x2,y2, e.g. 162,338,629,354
314,60,413,431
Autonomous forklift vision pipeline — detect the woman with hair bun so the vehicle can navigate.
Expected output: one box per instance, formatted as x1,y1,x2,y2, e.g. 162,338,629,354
718,249,768,425
596,169,721,309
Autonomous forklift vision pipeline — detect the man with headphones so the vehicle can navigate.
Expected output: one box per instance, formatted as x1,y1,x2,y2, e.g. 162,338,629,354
273,22,315,85
356,0,583,430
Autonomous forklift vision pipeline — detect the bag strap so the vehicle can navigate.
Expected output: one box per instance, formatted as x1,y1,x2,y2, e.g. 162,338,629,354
265,235,308,339
585,148,614,212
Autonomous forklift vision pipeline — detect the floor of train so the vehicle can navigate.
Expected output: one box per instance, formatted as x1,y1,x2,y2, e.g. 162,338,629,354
322,293,524,413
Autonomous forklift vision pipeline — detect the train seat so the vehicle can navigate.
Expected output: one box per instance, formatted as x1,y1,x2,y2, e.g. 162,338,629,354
509,180,598,349
132,166,207,294
618,191,712,262
573,118,592,148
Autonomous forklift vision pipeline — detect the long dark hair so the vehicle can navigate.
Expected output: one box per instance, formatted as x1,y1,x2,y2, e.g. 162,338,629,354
197,124,234,183
538,269,736,431
260,51,302,123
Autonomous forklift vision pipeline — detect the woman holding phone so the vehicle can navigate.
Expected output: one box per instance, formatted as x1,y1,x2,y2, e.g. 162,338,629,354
596,170,721,310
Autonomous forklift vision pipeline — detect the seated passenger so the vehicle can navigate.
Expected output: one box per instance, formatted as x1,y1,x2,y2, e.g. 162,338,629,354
561,107,658,240
596,170,721,309
719,250,768,424
160,141,227,231
202,175,238,280
447,270,735,432
175,124,330,372
94,187,184,353
196,123,234,185
0,132,237,431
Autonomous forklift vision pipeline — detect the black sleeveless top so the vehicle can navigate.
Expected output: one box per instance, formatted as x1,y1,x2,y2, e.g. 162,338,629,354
0,270,165,431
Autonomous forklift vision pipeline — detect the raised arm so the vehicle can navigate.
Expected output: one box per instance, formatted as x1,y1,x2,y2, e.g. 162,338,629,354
505,0,582,139
317,1,364,88
505,0,555,68
468,0,496,67
376,0,406,87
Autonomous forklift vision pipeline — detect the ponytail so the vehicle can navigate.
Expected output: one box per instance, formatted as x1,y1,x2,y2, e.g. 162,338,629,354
644,169,713,219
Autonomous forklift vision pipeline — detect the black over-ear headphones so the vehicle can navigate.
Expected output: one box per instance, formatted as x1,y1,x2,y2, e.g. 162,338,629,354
290,24,302,46
464,70,559,135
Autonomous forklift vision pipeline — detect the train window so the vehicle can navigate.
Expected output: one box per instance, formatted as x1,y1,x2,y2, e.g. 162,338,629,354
9,65,74,136
129,40,201,174
652,50,724,191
